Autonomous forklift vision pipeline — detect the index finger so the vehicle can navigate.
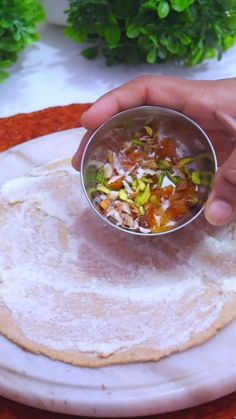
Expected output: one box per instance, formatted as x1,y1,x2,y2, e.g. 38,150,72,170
81,76,217,131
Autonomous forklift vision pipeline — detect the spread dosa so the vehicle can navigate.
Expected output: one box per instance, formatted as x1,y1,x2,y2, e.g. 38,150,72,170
0,159,235,366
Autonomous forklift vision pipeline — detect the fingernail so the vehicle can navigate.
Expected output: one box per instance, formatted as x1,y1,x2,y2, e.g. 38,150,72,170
205,200,234,226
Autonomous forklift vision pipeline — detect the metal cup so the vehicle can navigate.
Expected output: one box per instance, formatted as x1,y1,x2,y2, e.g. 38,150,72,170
81,106,217,236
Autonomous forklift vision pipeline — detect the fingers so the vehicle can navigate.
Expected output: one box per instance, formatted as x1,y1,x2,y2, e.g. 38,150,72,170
76,76,208,171
206,129,236,166
71,130,93,171
205,147,236,225
215,111,236,136
81,76,216,131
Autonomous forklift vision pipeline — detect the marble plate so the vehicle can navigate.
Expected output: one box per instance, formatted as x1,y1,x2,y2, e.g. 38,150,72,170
0,128,235,417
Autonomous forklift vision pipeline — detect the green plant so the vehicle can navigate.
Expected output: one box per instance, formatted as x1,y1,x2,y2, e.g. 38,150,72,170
0,0,45,82
65,0,236,66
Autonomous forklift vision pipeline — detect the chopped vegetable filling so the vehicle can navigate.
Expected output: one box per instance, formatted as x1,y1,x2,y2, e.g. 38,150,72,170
91,125,212,234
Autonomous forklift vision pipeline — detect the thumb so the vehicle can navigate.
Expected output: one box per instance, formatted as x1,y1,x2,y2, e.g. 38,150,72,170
204,147,236,226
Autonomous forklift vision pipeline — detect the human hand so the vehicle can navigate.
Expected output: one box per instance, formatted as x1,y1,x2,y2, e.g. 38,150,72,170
72,76,236,226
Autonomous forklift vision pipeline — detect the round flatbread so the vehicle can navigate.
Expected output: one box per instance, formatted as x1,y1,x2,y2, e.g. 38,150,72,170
0,158,235,367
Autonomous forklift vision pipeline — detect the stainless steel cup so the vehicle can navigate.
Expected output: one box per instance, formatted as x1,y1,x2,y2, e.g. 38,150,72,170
81,106,217,236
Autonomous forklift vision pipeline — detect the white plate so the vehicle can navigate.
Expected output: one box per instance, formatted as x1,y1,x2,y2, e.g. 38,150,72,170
0,129,235,417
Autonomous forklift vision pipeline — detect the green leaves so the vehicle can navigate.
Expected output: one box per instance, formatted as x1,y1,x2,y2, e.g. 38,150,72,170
170,0,193,12
147,46,157,63
0,0,45,82
105,23,120,47
81,46,99,59
127,24,140,39
0,69,9,82
157,1,170,19
65,0,236,67
64,25,87,43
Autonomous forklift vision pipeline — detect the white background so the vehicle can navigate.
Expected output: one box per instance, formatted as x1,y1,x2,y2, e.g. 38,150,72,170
0,22,236,118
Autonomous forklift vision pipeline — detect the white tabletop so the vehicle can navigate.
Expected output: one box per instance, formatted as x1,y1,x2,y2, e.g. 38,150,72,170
1,23,236,118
